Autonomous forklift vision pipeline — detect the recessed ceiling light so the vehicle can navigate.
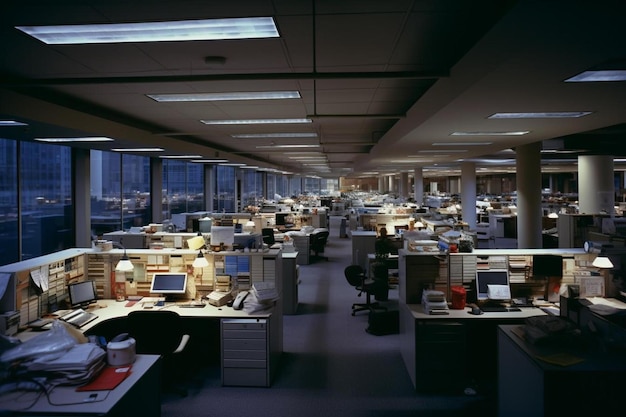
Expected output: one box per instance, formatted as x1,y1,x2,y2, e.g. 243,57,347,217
488,112,592,118
220,163,246,166
160,155,202,159
233,133,317,138
451,131,529,136
256,144,320,149
111,148,163,152
201,118,311,125
0,120,28,127
432,142,492,146
148,91,300,102
191,159,229,163
565,70,626,82
35,137,114,143
417,150,467,153
16,17,279,44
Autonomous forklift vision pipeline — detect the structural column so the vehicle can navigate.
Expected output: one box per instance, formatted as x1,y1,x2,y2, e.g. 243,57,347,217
516,142,543,248
461,162,477,230
399,172,409,199
378,175,385,193
413,167,424,205
578,155,614,215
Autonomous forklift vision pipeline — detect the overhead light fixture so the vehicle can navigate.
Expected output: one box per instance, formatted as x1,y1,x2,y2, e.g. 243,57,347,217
432,142,492,146
201,118,312,125
191,159,229,163
160,155,203,159
147,91,300,102
111,148,164,152
256,144,320,149
35,137,115,143
220,163,246,166
451,131,529,136
488,112,592,118
16,17,279,45
0,120,28,127
232,133,317,138
565,70,626,82
417,150,467,153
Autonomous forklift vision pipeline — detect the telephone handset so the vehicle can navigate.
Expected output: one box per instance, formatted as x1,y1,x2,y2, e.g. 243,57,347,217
232,291,250,310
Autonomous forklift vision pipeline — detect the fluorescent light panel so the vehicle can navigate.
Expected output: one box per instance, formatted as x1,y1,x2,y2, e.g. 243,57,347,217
191,159,229,163
451,131,529,136
432,142,492,146
417,150,467,153
0,120,28,126
256,144,320,149
160,155,202,159
148,91,300,102
488,112,592,119
233,133,317,138
35,137,114,143
201,118,311,125
16,17,279,44
111,147,163,152
565,70,626,82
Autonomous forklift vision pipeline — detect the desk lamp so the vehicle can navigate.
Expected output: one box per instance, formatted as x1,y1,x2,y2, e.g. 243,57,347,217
115,240,134,272
114,240,134,301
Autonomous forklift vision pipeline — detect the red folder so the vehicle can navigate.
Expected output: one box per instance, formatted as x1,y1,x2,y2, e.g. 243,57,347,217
76,366,132,391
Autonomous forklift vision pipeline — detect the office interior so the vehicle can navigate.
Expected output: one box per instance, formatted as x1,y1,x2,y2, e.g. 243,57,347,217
2,1,626,416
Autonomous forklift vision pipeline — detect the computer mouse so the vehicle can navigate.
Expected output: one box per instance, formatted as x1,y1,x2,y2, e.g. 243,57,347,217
469,306,483,315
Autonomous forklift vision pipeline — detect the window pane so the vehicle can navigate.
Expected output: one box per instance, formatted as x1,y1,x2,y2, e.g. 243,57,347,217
0,139,18,265
122,154,151,229
20,141,73,260
216,165,235,212
91,150,122,236
163,160,204,216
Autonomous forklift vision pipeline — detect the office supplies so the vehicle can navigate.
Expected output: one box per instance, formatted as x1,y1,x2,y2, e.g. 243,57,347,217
421,289,449,315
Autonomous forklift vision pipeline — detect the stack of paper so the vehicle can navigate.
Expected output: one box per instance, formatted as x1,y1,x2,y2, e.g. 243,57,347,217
243,282,279,314
26,343,106,385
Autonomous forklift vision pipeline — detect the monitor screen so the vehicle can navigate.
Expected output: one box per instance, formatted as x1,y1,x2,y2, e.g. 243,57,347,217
150,273,188,294
68,280,97,308
475,269,510,301
275,213,288,226
532,254,563,279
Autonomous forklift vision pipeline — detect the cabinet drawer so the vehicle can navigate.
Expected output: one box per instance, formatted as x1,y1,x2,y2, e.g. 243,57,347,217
222,368,268,387
223,338,267,351
222,319,267,331
222,329,266,339
223,349,267,360
223,358,267,368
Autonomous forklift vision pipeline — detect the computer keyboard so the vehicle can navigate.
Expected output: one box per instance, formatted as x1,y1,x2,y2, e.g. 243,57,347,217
61,309,98,328
480,305,508,312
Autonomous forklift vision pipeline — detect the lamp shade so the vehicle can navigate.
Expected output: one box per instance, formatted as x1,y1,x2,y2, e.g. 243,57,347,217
187,235,206,251
115,253,134,271
592,256,614,269
192,250,209,268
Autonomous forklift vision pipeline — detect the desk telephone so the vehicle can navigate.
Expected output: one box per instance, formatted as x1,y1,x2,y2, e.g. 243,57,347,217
232,291,249,310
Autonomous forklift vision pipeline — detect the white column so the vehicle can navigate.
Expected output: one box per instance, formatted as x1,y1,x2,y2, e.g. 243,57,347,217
578,155,614,215
516,142,543,248
388,175,394,194
461,162,476,230
413,167,424,205
378,175,385,193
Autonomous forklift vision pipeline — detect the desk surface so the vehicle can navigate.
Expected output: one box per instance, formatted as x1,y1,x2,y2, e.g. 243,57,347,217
0,354,160,415
407,303,547,320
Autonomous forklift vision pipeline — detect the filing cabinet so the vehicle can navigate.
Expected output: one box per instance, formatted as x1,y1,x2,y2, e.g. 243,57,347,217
221,318,269,387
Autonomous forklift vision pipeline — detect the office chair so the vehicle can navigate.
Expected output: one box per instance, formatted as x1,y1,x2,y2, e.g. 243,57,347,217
344,265,387,316
309,230,329,262
262,228,276,246
127,310,191,396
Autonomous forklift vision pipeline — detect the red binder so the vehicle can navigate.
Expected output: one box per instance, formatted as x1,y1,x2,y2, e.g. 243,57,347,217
76,366,132,391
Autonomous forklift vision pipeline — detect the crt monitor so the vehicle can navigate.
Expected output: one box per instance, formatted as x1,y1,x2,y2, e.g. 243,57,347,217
531,254,563,279
475,269,510,301
150,273,188,295
68,280,98,309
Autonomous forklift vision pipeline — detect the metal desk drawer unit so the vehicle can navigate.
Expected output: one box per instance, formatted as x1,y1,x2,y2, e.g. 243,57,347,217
221,318,269,387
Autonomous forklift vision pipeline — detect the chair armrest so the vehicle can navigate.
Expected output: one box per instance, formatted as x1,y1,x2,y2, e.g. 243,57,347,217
173,334,191,354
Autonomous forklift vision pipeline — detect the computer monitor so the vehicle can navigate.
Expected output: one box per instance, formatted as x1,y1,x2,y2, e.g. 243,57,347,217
275,213,288,226
531,254,563,279
150,273,188,295
475,269,510,301
68,280,98,309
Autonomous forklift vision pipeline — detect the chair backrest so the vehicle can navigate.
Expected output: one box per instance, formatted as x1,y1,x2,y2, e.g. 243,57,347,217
261,228,275,245
344,265,365,287
311,231,329,249
127,310,185,355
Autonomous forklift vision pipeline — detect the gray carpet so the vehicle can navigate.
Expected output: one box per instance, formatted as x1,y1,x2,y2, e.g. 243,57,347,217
161,217,494,417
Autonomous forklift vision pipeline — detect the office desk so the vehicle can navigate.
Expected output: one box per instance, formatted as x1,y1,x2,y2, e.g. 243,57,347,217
0,354,160,416
399,303,545,393
498,324,626,416
20,299,282,388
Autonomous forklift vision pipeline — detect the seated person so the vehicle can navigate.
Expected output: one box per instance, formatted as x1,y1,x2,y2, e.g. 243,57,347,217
375,227,397,257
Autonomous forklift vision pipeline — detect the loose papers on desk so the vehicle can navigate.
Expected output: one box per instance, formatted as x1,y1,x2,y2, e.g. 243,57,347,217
243,282,279,315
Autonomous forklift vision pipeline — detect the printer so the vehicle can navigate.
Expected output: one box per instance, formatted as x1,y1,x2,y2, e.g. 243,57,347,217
422,290,449,315
0,311,20,336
